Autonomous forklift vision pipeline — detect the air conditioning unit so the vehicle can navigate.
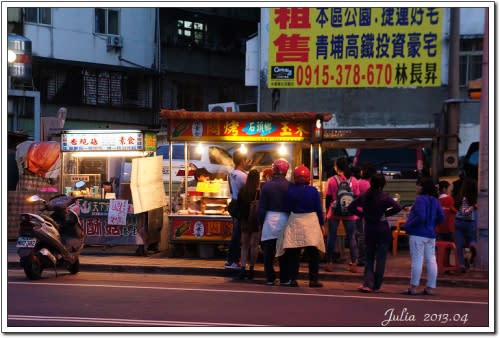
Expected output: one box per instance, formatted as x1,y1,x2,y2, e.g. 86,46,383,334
443,151,458,168
107,35,123,49
208,102,239,112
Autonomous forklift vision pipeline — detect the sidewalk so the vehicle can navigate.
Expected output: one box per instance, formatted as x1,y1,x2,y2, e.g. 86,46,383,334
6,241,489,288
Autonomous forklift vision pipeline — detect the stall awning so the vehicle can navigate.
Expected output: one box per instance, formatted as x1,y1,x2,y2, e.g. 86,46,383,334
160,109,332,122
322,128,438,149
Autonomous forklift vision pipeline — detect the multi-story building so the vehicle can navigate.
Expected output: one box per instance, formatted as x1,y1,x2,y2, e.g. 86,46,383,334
8,7,159,133
256,7,486,160
6,7,260,137
158,8,259,111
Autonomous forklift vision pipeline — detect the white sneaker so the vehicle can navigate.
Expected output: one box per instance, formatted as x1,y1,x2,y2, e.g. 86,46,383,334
225,262,241,270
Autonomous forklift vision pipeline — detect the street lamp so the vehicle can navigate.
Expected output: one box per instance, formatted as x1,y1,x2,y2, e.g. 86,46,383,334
7,49,17,63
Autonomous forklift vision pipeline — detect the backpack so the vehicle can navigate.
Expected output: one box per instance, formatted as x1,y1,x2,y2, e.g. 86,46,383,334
333,176,354,216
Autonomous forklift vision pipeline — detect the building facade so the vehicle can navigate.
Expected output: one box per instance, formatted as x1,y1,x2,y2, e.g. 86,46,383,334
6,7,260,137
257,7,485,158
8,7,159,133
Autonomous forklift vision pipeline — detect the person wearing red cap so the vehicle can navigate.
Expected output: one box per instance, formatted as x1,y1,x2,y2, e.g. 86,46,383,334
258,159,291,285
277,164,325,288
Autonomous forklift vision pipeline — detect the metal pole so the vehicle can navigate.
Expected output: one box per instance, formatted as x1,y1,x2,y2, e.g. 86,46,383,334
445,8,460,175
476,8,489,271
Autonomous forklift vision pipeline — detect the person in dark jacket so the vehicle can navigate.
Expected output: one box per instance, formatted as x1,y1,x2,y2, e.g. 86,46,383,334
404,176,444,296
258,159,291,285
348,173,402,293
235,169,261,280
279,164,325,288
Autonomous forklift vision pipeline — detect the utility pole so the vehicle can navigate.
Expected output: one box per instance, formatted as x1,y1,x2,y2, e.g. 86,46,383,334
476,9,489,271
445,8,460,176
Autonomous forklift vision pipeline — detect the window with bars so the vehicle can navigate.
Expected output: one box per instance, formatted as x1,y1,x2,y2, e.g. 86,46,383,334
82,69,123,106
459,37,483,87
95,8,119,35
177,19,207,45
24,8,51,25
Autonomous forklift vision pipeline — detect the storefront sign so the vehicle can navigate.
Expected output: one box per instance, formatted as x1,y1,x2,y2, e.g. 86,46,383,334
82,216,138,245
170,217,233,241
268,7,443,88
169,120,310,142
61,131,145,151
108,199,129,225
79,198,137,245
143,132,158,151
78,199,134,217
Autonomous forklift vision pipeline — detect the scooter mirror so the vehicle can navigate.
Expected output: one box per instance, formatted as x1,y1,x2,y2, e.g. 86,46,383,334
75,181,86,189
27,195,44,203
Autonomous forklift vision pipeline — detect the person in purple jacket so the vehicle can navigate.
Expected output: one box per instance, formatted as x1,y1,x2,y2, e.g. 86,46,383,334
403,176,444,296
348,173,402,293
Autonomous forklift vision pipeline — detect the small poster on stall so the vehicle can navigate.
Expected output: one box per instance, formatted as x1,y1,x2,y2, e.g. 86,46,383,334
108,199,129,225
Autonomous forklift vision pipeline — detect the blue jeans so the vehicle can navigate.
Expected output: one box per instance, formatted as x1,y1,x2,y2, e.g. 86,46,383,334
454,218,477,268
409,235,437,288
327,218,358,264
226,217,241,264
363,240,390,290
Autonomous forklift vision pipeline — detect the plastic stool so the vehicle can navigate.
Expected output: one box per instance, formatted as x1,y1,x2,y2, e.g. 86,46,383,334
435,240,461,274
391,218,408,256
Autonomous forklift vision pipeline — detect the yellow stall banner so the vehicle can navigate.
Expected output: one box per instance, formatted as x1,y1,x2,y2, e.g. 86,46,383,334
268,7,443,88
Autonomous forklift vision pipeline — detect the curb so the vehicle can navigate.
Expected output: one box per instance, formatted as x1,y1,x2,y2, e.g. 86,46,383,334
7,261,489,289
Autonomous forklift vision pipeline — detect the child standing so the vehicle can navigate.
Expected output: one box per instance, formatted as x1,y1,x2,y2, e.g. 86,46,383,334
435,180,457,242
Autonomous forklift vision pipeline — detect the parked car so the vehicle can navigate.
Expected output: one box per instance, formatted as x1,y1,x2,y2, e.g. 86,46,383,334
352,147,428,179
301,147,349,180
156,143,234,182
461,141,479,179
247,143,294,180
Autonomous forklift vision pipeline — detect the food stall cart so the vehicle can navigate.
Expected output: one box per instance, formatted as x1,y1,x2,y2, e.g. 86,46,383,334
60,129,158,246
159,109,332,257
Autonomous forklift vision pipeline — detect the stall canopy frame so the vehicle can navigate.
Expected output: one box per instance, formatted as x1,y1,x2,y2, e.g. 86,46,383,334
159,109,332,210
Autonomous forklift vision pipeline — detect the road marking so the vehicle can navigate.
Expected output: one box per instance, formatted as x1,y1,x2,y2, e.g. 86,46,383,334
8,281,488,306
7,314,267,327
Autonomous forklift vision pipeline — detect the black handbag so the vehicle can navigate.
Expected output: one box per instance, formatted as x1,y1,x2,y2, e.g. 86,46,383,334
227,199,240,219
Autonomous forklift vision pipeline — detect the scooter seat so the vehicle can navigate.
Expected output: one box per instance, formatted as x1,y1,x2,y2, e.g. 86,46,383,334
40,215,60,232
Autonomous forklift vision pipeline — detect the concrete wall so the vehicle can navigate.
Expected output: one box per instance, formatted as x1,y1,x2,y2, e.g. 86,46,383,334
23,8,156,69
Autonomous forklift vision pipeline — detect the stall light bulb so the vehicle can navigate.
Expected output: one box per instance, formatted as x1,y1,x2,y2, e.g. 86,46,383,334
196,143,203,155
278,143,287,156
239,144,248,154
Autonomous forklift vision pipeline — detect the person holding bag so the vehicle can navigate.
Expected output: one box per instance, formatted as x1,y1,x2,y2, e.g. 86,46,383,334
224,150,248,270
234,169,261,280
324,157,360,273
404,176,444,296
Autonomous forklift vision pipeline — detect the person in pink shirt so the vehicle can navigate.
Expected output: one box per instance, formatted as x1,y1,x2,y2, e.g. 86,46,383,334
325,157,360,273
355,164,377,267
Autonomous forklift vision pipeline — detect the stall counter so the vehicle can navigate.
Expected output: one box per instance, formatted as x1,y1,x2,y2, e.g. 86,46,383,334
169,214,233,243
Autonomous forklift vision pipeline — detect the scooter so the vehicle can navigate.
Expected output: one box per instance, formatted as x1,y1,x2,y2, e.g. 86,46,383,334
16,186,86,280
